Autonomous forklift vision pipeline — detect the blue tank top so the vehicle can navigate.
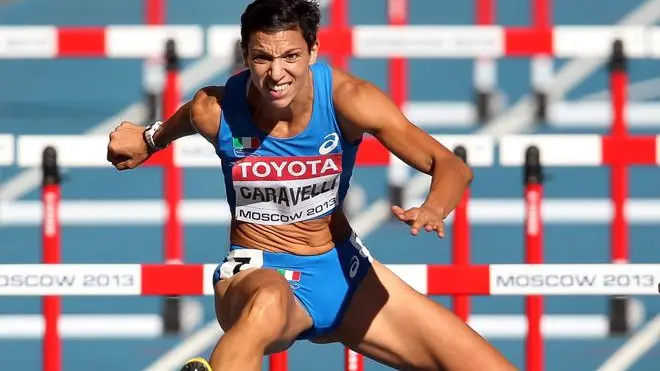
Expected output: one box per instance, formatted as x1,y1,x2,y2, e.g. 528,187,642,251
215,62,360,226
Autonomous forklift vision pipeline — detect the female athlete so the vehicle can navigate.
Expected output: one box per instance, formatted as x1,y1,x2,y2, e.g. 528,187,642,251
106,0,516,370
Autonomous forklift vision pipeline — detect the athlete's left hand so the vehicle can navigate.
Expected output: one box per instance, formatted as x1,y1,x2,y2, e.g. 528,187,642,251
391,205,446,238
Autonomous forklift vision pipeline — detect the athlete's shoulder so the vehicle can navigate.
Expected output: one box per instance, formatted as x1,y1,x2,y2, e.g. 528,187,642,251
328,66,407,135
330,67,382,106
195,85,225,99
192,85,224,115
330,67,390,117
190,85,224,142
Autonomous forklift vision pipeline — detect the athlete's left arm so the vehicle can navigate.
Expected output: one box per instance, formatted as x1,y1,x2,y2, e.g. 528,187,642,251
333,70,472,238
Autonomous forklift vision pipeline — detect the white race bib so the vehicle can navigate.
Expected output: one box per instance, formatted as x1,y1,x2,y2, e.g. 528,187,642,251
232,154,342,225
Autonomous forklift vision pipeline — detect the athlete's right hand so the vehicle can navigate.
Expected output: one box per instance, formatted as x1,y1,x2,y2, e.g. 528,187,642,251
106,121,150,170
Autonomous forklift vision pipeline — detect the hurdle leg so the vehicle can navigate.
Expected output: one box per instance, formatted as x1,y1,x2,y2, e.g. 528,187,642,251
451,146,471,321
607,40,630,335
524,146,544,371
270,351,287,371
42,147,62,371
344,348,364,371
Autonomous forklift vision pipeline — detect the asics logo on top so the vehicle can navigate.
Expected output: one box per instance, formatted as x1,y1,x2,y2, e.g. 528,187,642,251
319,133,339,155
349,255,360,278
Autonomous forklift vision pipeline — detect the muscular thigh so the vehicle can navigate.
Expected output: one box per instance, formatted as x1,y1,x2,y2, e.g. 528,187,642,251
335,260,515,371
214,268,313,352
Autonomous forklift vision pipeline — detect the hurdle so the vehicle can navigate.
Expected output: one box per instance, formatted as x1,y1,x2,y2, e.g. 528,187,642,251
1,141,659,371
499,38,660,338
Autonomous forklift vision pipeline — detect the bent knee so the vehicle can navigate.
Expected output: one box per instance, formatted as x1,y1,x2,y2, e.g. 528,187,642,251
242,283,292,335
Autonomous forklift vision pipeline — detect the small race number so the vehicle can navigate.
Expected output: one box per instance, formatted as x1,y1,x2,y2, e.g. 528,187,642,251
232,257,252,275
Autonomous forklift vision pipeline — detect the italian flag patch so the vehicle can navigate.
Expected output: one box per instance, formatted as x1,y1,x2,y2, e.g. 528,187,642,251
277,269,301,281
232,136,260,150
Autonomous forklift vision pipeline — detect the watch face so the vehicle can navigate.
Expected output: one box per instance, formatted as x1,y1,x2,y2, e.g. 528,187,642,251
145,123,164,151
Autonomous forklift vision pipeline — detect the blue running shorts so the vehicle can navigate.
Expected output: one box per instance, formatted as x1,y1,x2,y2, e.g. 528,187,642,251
212,231,373,339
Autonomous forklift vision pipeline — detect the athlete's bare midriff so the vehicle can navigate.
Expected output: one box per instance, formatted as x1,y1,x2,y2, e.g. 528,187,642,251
230,209,353,255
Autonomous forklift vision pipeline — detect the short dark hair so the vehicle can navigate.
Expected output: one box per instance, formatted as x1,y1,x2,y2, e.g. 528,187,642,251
240,0,321,52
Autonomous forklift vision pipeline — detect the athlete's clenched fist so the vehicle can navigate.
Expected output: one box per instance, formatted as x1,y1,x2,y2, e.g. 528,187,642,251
106,121,150,170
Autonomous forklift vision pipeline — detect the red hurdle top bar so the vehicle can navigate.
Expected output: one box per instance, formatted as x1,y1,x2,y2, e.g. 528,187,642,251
7,133,659,168
0,26,204,58
4,26,660,58
0,263,658,296
209,25,660,59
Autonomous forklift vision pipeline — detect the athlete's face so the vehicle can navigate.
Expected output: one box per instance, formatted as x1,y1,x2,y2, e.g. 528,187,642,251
245,28,318,109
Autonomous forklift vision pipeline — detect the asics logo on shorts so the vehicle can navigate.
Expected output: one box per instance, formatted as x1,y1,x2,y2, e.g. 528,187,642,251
319,133,339,155
350,232,374,262
349,255,360,278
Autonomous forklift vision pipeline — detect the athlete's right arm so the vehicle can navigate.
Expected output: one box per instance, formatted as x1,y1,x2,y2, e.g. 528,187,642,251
107,86,223,170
